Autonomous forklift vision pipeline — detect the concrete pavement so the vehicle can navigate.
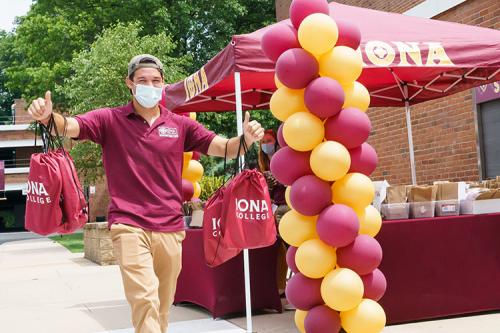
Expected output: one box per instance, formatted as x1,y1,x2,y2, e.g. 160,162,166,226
0,236,499,333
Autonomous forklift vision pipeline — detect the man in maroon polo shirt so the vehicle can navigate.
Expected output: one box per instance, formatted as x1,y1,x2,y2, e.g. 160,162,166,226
27,54,265,333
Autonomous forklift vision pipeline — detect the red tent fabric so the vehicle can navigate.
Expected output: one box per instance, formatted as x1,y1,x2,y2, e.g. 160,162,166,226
164,2,500,112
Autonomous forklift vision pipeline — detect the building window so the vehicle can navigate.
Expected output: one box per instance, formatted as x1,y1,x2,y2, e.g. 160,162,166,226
477,99,500,179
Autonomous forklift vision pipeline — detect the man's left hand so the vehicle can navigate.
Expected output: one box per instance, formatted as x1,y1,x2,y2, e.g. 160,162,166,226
243,111,265,145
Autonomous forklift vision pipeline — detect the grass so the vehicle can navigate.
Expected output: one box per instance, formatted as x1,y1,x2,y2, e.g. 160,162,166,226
49,233,84,253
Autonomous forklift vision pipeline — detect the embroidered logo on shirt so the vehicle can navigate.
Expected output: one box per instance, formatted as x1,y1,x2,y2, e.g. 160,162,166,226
158,126,178,138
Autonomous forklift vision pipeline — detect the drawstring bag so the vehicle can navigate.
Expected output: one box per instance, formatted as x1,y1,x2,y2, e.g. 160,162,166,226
25,116,88,235
221,137,277,249
203,141,241,267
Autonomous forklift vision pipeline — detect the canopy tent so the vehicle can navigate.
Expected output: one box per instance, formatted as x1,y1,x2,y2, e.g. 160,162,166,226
164,2,500,185
165,2,500,113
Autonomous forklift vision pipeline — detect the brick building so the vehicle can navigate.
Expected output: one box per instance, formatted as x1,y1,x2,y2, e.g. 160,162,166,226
0,100,42,231
276,0,500,185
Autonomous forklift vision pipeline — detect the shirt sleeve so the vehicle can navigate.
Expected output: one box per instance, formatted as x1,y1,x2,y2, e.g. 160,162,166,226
183,117,217,154
73,108,110,145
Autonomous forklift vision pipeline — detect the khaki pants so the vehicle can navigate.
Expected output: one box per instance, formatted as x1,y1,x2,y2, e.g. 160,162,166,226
110,223,185,333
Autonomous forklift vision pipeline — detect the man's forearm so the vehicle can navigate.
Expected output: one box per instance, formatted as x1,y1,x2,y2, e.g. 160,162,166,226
225,135,251,159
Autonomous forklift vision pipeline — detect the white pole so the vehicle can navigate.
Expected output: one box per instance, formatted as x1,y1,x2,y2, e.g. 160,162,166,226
234,71,253,333
403,84,417,185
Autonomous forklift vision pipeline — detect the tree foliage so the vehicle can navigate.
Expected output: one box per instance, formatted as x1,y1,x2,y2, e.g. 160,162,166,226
0,0,277,178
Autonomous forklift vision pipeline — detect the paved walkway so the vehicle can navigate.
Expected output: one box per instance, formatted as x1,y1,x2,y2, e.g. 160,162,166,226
0,236,499,333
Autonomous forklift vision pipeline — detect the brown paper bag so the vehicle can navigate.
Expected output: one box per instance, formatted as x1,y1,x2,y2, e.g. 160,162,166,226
385,186,408,203
436,183,459,201
409,185,437,203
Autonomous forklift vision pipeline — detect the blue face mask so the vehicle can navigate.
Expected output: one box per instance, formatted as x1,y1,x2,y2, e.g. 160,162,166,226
133,84,163,108
262,143,276,156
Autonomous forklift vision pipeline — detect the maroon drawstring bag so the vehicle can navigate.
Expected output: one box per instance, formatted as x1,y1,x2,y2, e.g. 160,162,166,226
25,116,88,235
203,185,242,267
53,148,88,233
221,137,277,250
25,152,64,236
222,168,276,249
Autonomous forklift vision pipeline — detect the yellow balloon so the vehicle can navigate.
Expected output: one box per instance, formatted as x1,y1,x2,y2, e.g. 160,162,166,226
279,210,318,247
283,112,325,152
298,13,339,56
182,160,204,182
296,238,337,279
274,74,284,89
332,173,375,210
310,141,351,181
295,309,308,333
355,205,382,237
183,152,193,170
319,46,363,85
189,112,197,121
321,268,364,311
270,87,308,121
285,186,293,209
341,299,386,333
192,181,201,199
343,81,371,112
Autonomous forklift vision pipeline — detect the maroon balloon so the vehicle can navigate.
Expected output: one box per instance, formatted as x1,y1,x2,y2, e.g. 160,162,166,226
349,143,378,176
276,48,318,89
277,123,288,148
317,204,359,248
335,19,362,49
270,147,312,186
290,175,332,216
286,246,299,273
337,235,383,275
192,151,201,161
325,107,372,149
290,0,330,30
181,179,194,202
261,23,300,62
305,305,342,333
361,268,387,301
305,77,345,119
285,273,324,310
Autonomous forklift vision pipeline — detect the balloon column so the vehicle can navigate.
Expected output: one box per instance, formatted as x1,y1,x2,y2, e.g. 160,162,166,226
181,112,204,202
262,1,386,332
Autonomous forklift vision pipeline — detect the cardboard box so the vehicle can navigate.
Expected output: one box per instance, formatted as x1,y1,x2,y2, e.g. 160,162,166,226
461,198,500,215
411,201,436,218
460,189,500,215
381,203,410,220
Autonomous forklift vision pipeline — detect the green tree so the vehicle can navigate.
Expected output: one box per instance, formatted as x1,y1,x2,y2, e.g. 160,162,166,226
58,22,190,183
0,32,21,124
3,0,276,104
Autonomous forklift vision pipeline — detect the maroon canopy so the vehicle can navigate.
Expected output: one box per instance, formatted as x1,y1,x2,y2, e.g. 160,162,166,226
164,2,500,112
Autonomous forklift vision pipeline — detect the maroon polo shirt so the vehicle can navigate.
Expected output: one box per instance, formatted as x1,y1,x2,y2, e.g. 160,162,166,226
74,102,216,232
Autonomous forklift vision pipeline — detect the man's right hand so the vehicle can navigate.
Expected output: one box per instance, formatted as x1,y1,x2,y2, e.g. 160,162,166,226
27,91,53,124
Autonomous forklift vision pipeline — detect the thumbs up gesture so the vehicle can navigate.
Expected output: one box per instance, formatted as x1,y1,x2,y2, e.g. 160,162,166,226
27,91,53,123
243,111,265,145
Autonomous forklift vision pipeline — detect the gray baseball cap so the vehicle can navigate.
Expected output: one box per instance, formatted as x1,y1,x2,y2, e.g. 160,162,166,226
127,54,164,78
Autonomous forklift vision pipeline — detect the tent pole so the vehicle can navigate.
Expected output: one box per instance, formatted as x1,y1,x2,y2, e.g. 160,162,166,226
404,84,417,185
234,71,253,333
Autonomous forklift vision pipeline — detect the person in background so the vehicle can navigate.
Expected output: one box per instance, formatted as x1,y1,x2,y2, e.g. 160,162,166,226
258,129,291,303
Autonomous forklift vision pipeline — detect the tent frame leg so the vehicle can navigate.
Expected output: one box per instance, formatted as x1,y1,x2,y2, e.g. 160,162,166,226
403,84,417,185
234,71,253,333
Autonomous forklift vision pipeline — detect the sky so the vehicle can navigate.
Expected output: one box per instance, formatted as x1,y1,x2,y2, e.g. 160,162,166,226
0,0,32,32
